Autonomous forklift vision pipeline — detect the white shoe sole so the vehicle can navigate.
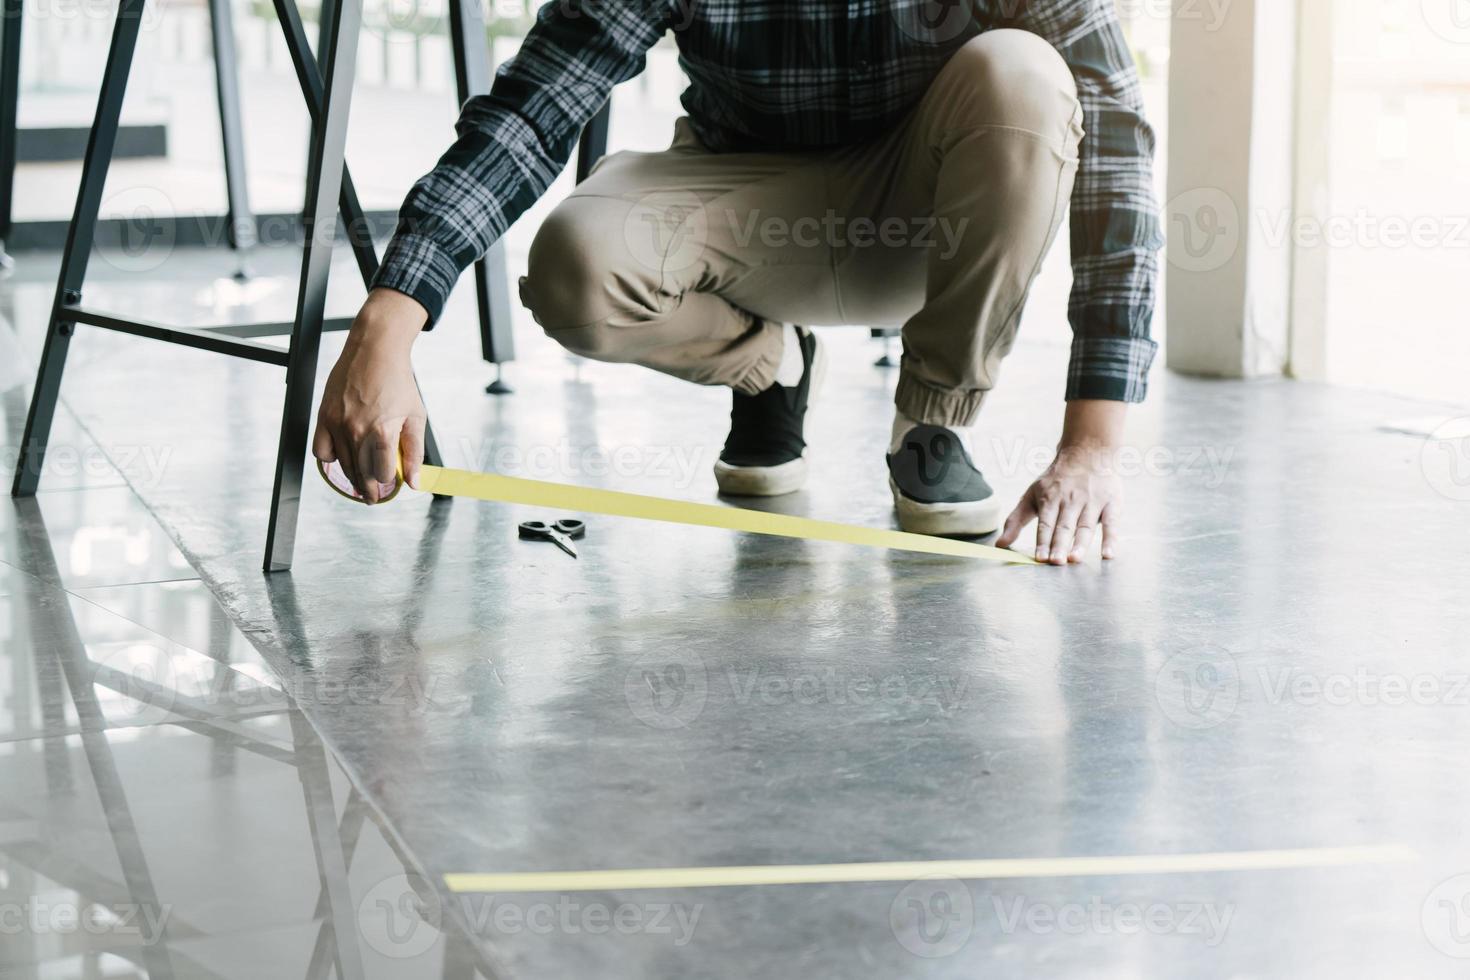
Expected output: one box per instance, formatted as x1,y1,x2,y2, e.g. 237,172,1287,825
715,455,810,497
889,477,1002,537
713,332,827,498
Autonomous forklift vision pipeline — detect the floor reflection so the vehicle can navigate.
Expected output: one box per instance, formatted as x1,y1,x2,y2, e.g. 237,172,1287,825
1,501,492,979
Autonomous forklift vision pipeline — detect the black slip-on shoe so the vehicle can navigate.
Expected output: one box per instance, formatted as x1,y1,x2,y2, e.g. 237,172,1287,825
886,423,1000,536
714,327,825,497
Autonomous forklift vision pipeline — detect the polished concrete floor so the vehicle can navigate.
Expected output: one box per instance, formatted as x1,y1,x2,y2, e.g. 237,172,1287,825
2,243,1469,978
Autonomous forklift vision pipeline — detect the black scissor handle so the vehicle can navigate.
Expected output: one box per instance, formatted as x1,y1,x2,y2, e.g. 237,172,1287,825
551,519,586,539
519,519,586,540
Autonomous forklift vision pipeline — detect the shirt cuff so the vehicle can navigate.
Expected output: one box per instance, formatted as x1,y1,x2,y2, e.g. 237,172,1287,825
1065,335,1158,403
369,232,464,329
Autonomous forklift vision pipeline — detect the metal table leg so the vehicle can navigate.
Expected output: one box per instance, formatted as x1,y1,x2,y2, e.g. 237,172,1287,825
207,0,256,279
264,0,364,572
448,0,517,392
0,0,22,274
10,0,147,497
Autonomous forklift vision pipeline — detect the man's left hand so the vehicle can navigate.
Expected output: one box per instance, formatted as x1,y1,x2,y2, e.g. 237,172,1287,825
995,399,1128,565
997,447,1122,564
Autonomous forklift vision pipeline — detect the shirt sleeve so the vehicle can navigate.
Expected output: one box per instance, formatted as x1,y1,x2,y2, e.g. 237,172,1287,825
371,0,672,326
1012,0,1164,402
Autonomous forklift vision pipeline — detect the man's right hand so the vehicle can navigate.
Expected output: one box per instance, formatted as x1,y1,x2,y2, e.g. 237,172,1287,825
312,289,430,503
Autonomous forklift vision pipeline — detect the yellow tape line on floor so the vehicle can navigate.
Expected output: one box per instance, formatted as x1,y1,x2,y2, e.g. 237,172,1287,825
443,844,1418,893
415,464,1034,564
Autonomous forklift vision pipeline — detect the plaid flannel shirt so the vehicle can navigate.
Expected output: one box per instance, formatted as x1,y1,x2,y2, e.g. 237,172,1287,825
373,0,1163,402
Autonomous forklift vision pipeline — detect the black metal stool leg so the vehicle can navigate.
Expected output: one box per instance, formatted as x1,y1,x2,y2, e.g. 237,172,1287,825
0,0,23,275
264,0,362,572
302,0,334,220
11,0,147,497
447,0,517,393
477,240,516,394
270,0,379,285
577,100,610,183
207,0,256,280
871,327,900,367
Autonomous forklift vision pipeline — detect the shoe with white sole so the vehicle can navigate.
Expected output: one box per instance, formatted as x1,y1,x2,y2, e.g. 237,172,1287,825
887,423,1000,536
714,327,824,497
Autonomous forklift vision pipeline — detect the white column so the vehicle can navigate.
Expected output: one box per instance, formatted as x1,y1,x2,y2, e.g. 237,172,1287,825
1164,0,1301,379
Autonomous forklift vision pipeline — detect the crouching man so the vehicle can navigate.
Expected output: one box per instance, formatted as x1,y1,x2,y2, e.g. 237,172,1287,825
312,0,1163,565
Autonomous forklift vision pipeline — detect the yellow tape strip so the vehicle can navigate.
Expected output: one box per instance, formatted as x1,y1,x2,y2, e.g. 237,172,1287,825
443,844,1418,893
416,464,1034,564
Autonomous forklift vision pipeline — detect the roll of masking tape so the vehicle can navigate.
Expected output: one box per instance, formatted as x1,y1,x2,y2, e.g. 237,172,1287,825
317,459,1034,564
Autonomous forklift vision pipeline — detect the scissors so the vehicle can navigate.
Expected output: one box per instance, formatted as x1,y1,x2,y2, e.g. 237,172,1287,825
517,519,586,558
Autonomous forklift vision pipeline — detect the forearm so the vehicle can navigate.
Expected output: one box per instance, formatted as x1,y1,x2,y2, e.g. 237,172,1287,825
347,288,427,357
1059,399,1126,451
